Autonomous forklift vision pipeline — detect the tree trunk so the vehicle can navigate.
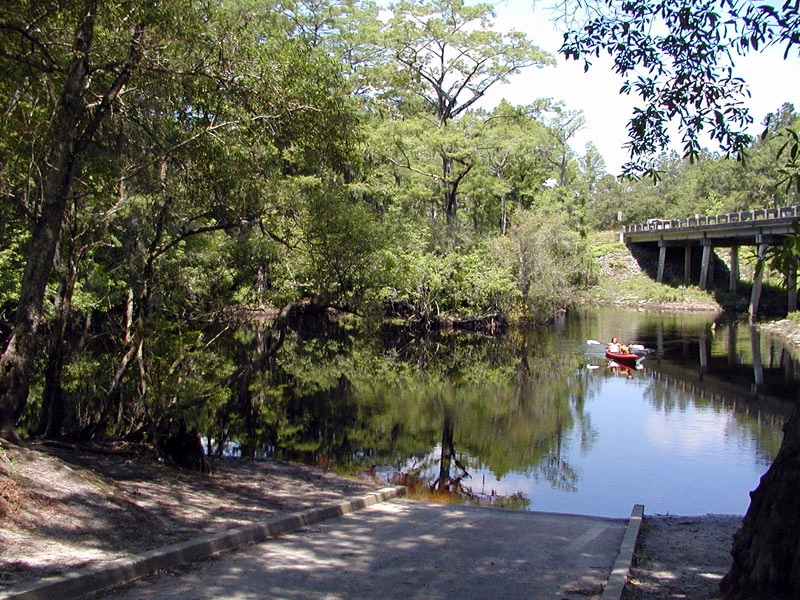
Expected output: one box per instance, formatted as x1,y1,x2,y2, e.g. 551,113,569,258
38,220,83,438
721,400,800,599
92,335,142,440
441,154,457,222
0,2,97,441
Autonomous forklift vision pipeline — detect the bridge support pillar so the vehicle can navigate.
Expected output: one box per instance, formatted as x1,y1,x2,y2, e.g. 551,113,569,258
657,243,666,283
699,239,712,291
750,325,764,387
749,242,767,319
729,246,739,293
789,267,797,313
708,249,715,288
684,247,692,283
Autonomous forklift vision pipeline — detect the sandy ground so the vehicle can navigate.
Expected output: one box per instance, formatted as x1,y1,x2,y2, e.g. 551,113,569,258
1,440,742,598
623,515,741,600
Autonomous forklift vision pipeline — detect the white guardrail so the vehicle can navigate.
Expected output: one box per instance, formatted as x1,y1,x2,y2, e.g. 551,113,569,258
623,205,800,233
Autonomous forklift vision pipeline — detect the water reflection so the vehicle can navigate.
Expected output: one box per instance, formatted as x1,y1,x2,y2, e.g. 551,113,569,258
635,319,798,404
209,308,794,517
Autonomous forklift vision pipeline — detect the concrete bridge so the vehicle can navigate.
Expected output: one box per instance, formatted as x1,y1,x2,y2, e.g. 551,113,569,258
621,205,800,316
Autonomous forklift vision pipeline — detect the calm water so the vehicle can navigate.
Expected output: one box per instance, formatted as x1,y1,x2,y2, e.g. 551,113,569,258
454,374,780,517
225,307,796,518
456,310,795,517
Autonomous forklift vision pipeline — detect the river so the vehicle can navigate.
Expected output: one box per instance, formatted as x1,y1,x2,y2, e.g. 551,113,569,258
216,307,796,518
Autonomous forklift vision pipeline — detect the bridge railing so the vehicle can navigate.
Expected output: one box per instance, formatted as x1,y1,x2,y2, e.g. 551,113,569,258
623,205,800,233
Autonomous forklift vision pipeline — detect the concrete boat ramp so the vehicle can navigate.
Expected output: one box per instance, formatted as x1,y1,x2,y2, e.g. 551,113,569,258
3,488,643,600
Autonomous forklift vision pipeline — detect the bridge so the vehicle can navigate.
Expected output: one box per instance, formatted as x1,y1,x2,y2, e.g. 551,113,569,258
621,205,800,316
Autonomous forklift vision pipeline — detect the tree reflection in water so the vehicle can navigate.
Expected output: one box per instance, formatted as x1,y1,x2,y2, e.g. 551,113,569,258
219,319,596,509
200,307,790,514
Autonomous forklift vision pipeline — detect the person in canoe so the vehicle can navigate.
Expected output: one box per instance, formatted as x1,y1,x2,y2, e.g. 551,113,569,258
607,337,631,354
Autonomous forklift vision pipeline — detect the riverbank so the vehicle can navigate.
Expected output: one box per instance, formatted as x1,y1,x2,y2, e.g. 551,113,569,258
586,232,725,313
758,314,800,347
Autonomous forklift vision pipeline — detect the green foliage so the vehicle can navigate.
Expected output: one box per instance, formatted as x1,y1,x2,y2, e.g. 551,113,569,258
257,175,402,309
449,245,520,314
382,237,521,319
495,210,596,320
596,277,715,305
760,221,800,287
587,230,623,259
0,229,26,309
465,101,565,232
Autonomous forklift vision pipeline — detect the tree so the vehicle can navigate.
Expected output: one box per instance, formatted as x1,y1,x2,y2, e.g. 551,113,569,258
558,2,800,597
0,0,360,440
469,101,580,233
469,102,557,233
495,210,595,320
534,100,585,188
375,0,553,222
0,0,152,440
373,111,482,224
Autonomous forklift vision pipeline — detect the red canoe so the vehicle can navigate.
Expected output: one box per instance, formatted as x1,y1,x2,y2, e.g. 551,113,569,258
605,350,640,365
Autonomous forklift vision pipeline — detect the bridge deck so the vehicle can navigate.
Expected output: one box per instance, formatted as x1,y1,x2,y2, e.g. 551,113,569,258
623,205,800,246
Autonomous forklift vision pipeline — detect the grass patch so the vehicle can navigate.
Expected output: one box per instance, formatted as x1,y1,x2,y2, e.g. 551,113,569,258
584,277,717,306
587,230,624,259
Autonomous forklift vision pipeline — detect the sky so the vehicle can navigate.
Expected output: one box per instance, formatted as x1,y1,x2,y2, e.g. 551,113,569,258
477,0,800,175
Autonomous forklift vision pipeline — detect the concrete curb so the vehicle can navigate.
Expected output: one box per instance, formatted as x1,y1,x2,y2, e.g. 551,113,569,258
1,486,405,600
602,504,644,600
